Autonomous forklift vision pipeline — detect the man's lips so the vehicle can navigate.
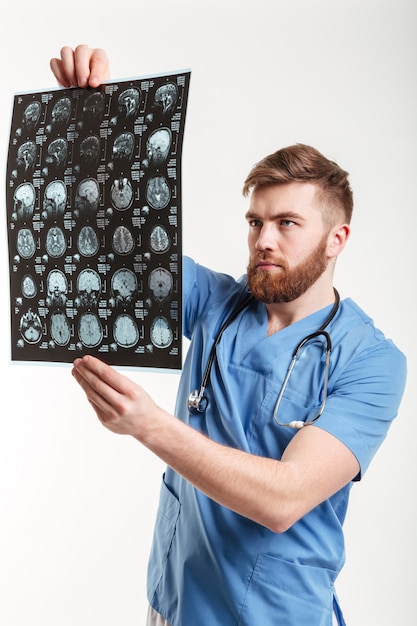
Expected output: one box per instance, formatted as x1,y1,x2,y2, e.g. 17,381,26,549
256,260,282,270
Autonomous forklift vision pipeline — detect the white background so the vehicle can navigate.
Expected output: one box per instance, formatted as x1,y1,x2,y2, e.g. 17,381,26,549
0,1,415,624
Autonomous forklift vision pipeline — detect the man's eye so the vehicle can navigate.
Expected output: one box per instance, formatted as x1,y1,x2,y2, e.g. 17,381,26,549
280,219,295,227
248,219,261,228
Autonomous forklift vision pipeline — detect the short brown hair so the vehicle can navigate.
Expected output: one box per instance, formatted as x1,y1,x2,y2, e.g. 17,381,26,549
243,143,353,224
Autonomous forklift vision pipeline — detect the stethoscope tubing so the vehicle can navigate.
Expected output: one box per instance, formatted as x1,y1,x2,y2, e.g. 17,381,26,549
272,329,332,429
187,293,254,413
187,289,340,424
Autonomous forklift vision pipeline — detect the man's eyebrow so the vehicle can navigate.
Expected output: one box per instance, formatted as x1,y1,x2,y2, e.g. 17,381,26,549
245,210,305,221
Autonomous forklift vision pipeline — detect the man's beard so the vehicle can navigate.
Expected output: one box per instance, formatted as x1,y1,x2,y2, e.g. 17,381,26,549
247,236,329,304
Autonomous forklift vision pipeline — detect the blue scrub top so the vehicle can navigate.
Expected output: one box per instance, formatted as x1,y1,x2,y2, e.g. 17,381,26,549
147,257,407,626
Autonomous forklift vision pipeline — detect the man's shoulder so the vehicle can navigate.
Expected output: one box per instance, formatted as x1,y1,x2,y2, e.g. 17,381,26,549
337,297,406,363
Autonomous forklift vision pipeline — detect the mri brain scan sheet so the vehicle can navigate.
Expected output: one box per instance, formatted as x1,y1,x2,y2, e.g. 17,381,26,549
6,70,190,369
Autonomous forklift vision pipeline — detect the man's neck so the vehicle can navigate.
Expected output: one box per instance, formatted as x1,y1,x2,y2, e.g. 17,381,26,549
265,283,337,336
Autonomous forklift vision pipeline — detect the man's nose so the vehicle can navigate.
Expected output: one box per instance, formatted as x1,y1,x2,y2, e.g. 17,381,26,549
255,225,277,251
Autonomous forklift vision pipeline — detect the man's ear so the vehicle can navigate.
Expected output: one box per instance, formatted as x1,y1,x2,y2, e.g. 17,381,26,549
327,223,350,259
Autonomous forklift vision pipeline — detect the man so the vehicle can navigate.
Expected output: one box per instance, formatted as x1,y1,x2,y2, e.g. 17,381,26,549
51,45,406,625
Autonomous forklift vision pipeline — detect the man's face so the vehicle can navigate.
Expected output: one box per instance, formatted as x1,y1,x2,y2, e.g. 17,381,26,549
246,182,331,303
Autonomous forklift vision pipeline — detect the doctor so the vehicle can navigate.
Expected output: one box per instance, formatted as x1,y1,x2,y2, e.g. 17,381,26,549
51,45,406,626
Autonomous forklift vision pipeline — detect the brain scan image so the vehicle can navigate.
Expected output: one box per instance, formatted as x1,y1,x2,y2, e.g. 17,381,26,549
110,268,137,307
111,177,133,210
78,312,103,348
146,128,171,166
146,176,170,209
118,88,141,118
46,269,68,307
149,225,171,254
43,180,67,219
75,269,101,307
150,315,173,349
113,313,139,348
79,135,101,168
50,97,72,127
83,91,105,124
16,228,36,259
77,225,100,257
49,311,71,346
16,141,36,172
21,274,37,299
149,267,173,302
14,183,35,221
45,138,68,169
112,132,135,162
74,178,100,216
19,309,43,344
46,226,67,258
112,225,135,255
154,83,178,115
22,101,41,131
7,70,189,367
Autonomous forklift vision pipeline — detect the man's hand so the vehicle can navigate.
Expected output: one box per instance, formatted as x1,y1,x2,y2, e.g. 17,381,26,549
72,355,163,439
50,44,110,88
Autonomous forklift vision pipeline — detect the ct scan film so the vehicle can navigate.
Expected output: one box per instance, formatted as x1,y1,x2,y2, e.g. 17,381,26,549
6,70,191,369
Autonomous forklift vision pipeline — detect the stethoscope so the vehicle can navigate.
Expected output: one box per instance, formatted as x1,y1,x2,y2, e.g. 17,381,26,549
187,289,340,429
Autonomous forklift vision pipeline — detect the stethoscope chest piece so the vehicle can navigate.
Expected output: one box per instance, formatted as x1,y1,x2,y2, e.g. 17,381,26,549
187,389,209,414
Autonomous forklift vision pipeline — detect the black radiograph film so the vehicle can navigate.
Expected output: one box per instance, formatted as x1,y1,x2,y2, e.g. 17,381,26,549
6,71,191,369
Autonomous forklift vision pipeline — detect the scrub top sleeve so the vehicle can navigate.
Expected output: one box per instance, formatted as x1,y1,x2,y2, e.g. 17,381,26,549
182,256,246,340
182,256,199,339
313,340,407,480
